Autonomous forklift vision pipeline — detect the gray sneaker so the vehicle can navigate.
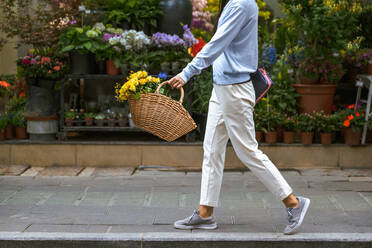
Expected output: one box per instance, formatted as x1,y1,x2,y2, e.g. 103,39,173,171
284,196,310,235
174,209,218,230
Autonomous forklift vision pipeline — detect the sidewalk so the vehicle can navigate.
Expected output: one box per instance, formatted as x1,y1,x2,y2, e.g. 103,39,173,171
0,168,371,247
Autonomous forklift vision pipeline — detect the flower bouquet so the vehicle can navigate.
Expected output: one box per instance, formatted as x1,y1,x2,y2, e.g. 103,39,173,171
115,71,196,141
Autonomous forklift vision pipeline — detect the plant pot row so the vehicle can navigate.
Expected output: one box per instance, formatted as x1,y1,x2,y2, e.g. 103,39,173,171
65,118,129,127
255,128,363,145
0,126,28,140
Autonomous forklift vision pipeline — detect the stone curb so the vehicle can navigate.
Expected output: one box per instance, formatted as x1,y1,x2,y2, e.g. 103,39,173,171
1,232,371,242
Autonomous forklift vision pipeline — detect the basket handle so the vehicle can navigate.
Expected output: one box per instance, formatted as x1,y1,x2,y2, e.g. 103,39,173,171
155,81,184,104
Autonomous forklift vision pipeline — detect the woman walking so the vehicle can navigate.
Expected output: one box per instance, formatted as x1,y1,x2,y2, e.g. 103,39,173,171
168,0,310,235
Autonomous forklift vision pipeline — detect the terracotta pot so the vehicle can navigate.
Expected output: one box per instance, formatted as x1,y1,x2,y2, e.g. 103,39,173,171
320,132,333,145
95,119,105,126
300,132,314,145
5,126,14,139
283,131,296,144
294,84,337,114
108,118,116,127
276,126,284,142
255,131,263,143
344,128,361,145
65,118,73,126
15,126,28,139
85,117,94,126
368,63,372,75
0,130,5,141
265,131,277,144
106,60,120,75
119,118,128,127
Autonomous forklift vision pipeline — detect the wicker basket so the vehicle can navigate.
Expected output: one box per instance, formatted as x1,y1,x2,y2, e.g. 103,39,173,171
128,81,197,142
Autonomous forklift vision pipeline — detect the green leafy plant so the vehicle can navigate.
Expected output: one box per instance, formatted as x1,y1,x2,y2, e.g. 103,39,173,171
12,111,26,127
84,112,96,119
270,54,299,116
295,112,316,132
64,111,76,119
0,113,8,130
7,96,26,113
338,104,366,132
94,113,106,120
313,111,341,133
60,26,103,55
281,115,297,132
192,69,213,114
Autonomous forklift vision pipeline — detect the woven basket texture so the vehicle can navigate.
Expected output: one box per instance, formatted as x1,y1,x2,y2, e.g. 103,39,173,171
128,93,197,142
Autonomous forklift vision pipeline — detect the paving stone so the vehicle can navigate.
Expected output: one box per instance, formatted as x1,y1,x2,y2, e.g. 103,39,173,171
37,167,84,177
299,168,344,176
25,224,110,233
342,169,372,177
0,223,30,232
0,165,30,176
78,192,115,206
92,167,135,177
21,167,44,176
349,177,372,182
109,224,190,233
308,180,372,192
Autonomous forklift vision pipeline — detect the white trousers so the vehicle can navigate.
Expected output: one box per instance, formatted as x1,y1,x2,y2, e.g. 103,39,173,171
200,81,293,207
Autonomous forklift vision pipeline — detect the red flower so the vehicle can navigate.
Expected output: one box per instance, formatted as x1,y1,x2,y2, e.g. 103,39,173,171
0,81,10,88
347,114,354,120
343,119,350,127
53,65,60,71
41,57,51,64
189,37,206,58
356,112,360,117
347,104,355,109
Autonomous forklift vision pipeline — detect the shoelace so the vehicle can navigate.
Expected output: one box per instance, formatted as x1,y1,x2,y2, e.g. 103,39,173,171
187,210,198,224
287,208,295,224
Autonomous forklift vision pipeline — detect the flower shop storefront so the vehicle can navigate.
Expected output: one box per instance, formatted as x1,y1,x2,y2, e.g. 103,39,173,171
0,0,372,169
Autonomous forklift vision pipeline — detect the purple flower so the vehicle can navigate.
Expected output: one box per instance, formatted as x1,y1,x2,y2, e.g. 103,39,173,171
70,20,77,25
151,32,184,47
103,33,116,42
30,59,37,65
182,25,198,48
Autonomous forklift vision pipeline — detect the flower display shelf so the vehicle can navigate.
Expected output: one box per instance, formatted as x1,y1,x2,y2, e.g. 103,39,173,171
58,73,194,141
58,74,144,140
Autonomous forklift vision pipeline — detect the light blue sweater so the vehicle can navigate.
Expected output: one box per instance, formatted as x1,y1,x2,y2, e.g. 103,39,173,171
179,0,258,85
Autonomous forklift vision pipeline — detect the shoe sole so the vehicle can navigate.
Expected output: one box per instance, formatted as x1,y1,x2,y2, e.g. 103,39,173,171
284,198,311,235
174,223,218,230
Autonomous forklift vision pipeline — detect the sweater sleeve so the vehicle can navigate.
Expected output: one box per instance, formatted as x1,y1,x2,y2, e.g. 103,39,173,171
178,5,247,83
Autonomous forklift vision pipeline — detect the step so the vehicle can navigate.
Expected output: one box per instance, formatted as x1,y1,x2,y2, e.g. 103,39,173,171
1,232,371,248
1,141,372,169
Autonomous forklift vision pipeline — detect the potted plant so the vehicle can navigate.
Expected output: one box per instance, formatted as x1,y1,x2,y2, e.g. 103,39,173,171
94,113,106,126
282,116,297,144
0,113,7,141
14,111,28,139
191,69,213,140
280,0,361,114
60,26,101,74
314,111,340,145
254,111,265,143
118,113,128,127
261,110,281,145
296,113,316,145
107,113,116,127
64,111,76,126
84,112,95,126
339,104,365,145
4,112,17,140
